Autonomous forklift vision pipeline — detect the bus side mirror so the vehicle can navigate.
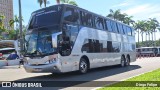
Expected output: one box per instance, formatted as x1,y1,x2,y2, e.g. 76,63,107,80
52,34,58,48
51,32,62,48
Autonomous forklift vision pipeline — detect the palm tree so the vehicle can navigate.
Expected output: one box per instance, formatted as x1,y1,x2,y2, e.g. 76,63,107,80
0,15,5,30
107,9,134,26
123,15,134,26
134,20,147,47
60,0,78,6
148,18,160,46
133,21,141,47
118,13,127,22
146,20,151,41
37,0,77,8
9,15,24,40
0,15,6,39
9,15,24,30
37,0,47,7
139,20,146,46
9,15,20,29
56,0,60,4
107,9,121,20
143,21,151,46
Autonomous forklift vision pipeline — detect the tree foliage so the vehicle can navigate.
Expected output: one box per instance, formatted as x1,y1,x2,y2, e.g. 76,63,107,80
107,9,134,25
37,0,47,7
37,0,78,8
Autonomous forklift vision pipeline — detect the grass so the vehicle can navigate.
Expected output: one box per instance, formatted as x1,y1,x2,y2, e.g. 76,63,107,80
98,68,160,90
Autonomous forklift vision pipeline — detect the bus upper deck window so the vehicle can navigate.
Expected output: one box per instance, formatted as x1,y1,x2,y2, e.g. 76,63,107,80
64,7,79,23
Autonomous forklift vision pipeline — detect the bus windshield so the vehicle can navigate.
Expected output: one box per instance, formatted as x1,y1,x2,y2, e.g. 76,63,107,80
25,31,57,57
28,5,63,29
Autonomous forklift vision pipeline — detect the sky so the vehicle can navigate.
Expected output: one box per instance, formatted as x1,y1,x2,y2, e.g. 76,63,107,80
13,0,160,42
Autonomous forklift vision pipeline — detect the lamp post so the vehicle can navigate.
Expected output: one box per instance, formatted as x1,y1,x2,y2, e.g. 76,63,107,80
18,0,23,54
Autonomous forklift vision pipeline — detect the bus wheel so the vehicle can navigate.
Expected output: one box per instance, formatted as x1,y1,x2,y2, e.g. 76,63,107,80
120,56,125,67
79,58,88,74
125,56,130,66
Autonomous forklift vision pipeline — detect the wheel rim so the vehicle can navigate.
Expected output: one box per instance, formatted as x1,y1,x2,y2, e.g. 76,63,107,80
126,57,130,66
80,61,87,73
121,57,125,67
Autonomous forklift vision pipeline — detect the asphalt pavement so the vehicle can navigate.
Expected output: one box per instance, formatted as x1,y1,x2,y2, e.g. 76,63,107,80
0,57,160,90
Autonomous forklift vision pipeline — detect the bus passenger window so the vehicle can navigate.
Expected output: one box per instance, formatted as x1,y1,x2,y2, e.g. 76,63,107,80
120,24,124,34
112,42,120,52
95,17,104,30
104,19,108,31
117,23,122,34
110,21,114,32
63,7,79,24
122,25,126,35
106,20,112,32
131,28,134,36
80,11,93,27
81,39,89,53
107,41,113,52
115,23,119,33
113,22,118,33
127,27,132,36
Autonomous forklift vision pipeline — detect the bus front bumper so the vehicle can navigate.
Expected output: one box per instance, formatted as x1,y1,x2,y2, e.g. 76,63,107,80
23,63,62,73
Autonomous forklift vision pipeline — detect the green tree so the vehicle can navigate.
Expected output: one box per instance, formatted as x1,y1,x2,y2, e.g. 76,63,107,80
107,9,134,25
8,29,17,40
37,0,47,7
0,15,5,30
134,20,147,47
143,21,150,46
123,15,134,26
37,0,77,8
9,15,20,29
133,21,141,47
139,20,146,45
148,18,160,46
107,9,121,20
56,0,60,4
0,15,6,40
8,15,24,40
60,0,78,6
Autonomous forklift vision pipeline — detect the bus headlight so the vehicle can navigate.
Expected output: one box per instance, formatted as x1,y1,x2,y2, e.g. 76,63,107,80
24,61,31,65
45,61,50,64
45,59,57,64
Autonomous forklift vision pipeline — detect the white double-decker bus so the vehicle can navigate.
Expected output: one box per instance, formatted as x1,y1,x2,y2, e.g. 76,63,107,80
24,4,136,74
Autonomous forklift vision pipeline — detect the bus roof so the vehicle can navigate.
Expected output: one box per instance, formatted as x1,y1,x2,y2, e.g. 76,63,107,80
31,4,133,28
136,47,156,49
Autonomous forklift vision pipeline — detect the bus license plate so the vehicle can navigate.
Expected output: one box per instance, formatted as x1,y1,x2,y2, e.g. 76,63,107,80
34,68,42,72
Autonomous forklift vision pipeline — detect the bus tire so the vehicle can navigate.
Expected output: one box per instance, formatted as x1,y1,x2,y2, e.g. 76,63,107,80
79,58,88,74
125,55,130,66
120,56,125,67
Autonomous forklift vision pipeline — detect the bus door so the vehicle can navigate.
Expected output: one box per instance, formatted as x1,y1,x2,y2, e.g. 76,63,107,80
59,6,80,71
